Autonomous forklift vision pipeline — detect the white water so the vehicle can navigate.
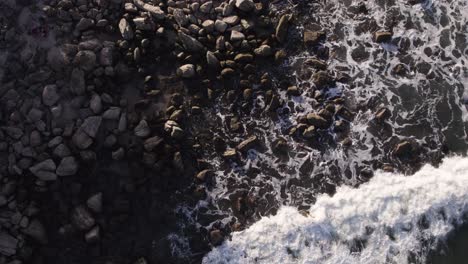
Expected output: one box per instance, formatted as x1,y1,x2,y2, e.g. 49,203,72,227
204,155,468,264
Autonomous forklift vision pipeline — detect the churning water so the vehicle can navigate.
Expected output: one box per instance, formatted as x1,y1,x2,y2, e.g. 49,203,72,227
172,0,468,263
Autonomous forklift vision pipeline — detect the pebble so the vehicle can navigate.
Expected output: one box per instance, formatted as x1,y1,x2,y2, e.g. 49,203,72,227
42,85,60,106
177,64,196,78
56,156,78,176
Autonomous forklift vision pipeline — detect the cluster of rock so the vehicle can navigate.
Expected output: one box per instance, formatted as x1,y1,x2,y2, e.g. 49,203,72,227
0,0,297,262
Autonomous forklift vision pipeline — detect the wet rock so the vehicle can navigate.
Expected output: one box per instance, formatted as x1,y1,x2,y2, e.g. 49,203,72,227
179,32,204,52
196,169,214,182
30,159,57,181
71,206,95,231
305,58,327,70
223,149,238,159
312,71,333,88
375,108,391,122
393,141,413,157
87,193,103,213
276,14,292,43
286,86,301,96
134,120,151,138
307,113,329,128
0,232,18,256
42,85,60,106
237,136,258,152
254,45,273,57
177,64,196,78
119,18,134,40
56,157,78,176
304,30,326,46
374,31,393,43
22,219,47,244
236,0,254,12
351,44,369,62
302,126,315,138
209,229,224,246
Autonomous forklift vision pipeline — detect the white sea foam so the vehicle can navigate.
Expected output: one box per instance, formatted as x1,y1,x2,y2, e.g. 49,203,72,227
203,156,468,264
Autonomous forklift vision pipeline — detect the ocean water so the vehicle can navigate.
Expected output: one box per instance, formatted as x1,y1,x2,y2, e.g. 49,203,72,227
203,156,468,264
170,0,468,262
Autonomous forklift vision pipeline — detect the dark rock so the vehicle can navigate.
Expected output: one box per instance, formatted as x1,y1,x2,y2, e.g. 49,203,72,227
71,206,95,231
133,0,165,19
42,85,60,106
84,226,100,243
276,14,292,43
304,30,326,46
374,31,393,43
70,68,85,95
236,0,255,12
237,136,258,152
144,136,163,152
393,141,413,157
196,169,214,182
0,232,18,256
179,32,204,52
81,116,102,138
375,108,391,122
56,156,78,176
29,159,57,181
87,193,103,213
22,219,47,244
307,113,329,128
134,120,151,138
76,18,94,31
209,229,224,246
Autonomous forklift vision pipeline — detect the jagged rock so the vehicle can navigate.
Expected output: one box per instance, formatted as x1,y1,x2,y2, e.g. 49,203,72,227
133,0,165,19
22,219,47,244
200,1,213,13
177,64,196,78
206,51,220,69
134,120,151,138
70,68,85,95
111,148,124,160
236,0,255,12
230,30,245,42
223,15,240,25
87,193,103,213
307,113,329,128
71,206,95,231
42,84,60,106
76,18,94,31
178,32,204,52
56,156,78,176
304,30,326,46
85,226,100,243
374,31,393,43
119,18,134,40
72,130,93,149
81,116,102,138
202,20,215,32
29,159,57,181
237,136,258,151
53,144,71,157
173,9,188,26
276,14,292,43
215,20,228,33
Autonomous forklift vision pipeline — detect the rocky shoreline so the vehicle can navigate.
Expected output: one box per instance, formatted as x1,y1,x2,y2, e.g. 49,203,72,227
0,0,455,263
